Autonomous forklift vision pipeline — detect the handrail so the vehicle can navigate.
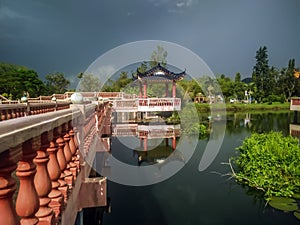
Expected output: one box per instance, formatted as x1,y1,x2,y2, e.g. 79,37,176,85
0,103,108,225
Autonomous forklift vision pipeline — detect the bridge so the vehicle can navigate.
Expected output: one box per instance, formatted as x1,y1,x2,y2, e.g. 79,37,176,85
0,92,114,225
0,90,184,225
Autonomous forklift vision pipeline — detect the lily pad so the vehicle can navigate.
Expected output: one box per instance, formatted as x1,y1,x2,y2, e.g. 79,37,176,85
269,197,296,203
269,197,299,212
294,211,300,220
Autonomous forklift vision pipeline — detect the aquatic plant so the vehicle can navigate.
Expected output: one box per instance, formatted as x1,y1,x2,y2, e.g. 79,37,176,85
232,132,300,198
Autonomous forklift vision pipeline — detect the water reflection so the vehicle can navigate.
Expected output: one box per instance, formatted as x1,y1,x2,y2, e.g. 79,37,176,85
226,111,292,135
290,111,300,139
100,110,300,225
111,123,182,166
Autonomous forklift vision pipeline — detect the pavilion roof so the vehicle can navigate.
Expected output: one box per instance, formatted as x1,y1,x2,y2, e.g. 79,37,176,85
135,63,186,82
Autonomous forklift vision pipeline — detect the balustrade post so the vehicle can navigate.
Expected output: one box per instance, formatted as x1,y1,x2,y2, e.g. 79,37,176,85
62,123,74,189
34,132,55,225
0,147,22,225
55,127,69,203
16,137,40,225
46,129,63,221
72,127,80,172
68,122,78,180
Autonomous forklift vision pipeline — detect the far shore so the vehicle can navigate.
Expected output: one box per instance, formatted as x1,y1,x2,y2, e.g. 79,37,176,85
194,102,290,112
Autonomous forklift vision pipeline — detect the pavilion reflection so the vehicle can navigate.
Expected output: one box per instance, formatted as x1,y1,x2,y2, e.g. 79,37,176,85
290,111,300,139
112,123,184,166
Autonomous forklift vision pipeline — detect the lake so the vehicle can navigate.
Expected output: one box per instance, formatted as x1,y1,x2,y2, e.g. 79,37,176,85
99,111,299,225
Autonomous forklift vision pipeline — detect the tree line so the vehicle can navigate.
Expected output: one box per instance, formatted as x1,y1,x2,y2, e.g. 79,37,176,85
0,63,70,99
1,45,299,102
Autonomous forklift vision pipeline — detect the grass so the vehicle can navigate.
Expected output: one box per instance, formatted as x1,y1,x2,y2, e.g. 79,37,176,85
194,102,290,112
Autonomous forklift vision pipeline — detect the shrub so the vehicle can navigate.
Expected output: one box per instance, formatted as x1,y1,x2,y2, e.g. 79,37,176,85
233,132,300,198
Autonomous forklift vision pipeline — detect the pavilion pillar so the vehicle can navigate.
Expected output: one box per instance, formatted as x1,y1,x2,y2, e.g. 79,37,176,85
165,83,169,97
139,82,143,98
172,81,176,98
0,147,22,225
16,138,40,225
143,81,147,98
165,138,168,147
294,111,298,124
172,137,176,150
143,137,147,151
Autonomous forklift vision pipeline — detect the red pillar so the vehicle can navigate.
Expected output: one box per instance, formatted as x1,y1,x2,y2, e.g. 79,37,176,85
143,81,147,98
172,81,176,98
165,83,169,97
172,137,176,150
139,82,142,98
143,137,147,151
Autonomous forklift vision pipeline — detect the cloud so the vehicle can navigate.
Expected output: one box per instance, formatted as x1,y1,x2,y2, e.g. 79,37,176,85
0,6,25,20
148,0,197,13
176,2,185,8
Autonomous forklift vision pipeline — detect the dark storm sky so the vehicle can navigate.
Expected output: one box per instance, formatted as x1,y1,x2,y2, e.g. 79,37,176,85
1,0,300,85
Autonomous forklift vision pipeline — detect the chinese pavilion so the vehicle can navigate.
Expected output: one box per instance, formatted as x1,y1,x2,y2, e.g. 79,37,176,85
135,63,186,98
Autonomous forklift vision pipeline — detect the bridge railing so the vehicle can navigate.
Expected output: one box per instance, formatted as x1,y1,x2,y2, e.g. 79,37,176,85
138,98,181,111
290,97,300,111
0,101,71,121
0,103,107,225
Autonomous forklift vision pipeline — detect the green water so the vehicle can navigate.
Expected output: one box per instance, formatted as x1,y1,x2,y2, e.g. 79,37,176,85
100,110,299,225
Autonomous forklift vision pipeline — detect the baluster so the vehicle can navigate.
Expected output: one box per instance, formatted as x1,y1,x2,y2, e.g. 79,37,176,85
0,146,22,225
55,127,69,203
47,128,63,221
62,123,74,189
16,138,40,225
68,124,78,179
7,109,12,120
11,109,16,119
72,127,80,172
34,132,55,225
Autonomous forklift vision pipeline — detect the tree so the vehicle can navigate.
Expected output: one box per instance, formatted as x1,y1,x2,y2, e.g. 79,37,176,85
45,72,70,94
149,45,168,68
234,73,241,83
102,71,132,92
78,73,101,92
252,46,270,101
0,63,46,99
279,59,297,101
